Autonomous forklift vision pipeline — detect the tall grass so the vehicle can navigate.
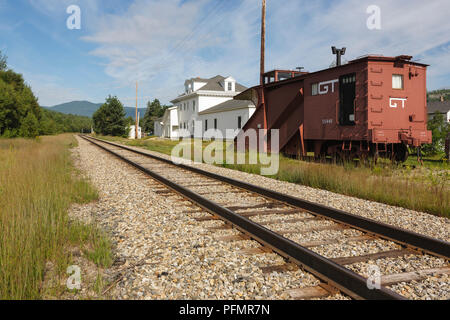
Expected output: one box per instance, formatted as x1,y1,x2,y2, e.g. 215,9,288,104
275,160,448,217
0,134,110,299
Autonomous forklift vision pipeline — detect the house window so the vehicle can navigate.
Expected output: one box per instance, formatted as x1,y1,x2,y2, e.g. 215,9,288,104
228,82,232,91
214,118,217,129
193,100,196,111
205,119,208,131
238,116,242,129
312,83,318,96
392,74,403,89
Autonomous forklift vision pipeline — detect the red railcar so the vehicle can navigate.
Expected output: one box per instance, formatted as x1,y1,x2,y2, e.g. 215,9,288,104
235,55,432,161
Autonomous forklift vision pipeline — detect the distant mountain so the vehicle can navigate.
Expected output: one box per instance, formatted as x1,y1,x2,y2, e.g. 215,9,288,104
43,100,147,119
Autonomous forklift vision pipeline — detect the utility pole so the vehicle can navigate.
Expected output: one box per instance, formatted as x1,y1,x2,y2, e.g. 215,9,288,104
135,81,138,139
259,0,268,152
260,0,266,86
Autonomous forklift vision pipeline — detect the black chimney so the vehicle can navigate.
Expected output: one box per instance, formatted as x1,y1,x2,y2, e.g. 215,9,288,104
332,46,346,66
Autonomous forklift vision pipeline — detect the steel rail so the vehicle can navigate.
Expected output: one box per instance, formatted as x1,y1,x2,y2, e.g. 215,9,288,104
82,135,450,259
81,135,406,300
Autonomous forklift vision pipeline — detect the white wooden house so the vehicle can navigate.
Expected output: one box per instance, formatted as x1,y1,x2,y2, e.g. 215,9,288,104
162,75,254,139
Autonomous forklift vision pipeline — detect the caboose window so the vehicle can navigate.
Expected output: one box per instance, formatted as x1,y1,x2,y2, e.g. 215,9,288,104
311,83,318,95
392,74,403,89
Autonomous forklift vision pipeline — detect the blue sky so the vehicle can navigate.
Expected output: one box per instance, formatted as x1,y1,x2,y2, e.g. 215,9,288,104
1,0,449,107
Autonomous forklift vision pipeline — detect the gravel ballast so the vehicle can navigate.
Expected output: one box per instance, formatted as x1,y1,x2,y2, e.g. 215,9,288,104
116,141,450,242
71,136,351,299
70,136,449,300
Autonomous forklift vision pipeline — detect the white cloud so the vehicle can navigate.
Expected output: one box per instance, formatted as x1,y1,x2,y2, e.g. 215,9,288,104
26,0,447,105
267,0,450,73
81,0,261,103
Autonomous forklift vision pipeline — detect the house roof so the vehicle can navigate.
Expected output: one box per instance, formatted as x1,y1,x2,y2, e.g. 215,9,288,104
196,75,247,92
171,75,248,103
184,77,209,84
427,101,450,114
198,99,254,115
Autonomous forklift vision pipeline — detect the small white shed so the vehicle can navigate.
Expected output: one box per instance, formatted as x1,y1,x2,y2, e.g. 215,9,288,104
128,125,142,139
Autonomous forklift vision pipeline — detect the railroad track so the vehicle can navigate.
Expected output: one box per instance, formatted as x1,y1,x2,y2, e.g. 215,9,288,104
80,135,450,300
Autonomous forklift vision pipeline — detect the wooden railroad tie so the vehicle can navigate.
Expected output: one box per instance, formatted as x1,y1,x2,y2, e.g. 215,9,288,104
285,283,339,300
277,224,349,235
381,266,450,286
332,249,414,265
260,263,299,274
260,216,318,226
239,208,303,218
235,235,377,257
208,224,232,230
226,202,285,211
285,266,450,299
238,246,272,255
195,215,219,221
197,190,243,195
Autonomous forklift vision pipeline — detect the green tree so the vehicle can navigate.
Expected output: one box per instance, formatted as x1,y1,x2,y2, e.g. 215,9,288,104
0,51,6,71
423,112,450,155
38,108,92,135
0,68,40,137
93,96,127,136
142,99,168,134
19,112,39,138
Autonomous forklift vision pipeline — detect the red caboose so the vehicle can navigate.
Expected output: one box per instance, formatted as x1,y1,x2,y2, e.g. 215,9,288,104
235,54,432,162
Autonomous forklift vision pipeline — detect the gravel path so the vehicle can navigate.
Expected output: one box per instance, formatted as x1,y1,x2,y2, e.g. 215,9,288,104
71,136,449,299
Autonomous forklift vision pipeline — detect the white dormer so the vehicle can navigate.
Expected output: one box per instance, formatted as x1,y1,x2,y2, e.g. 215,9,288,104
184,79,207,94
222,76,236,92
192,80,207,91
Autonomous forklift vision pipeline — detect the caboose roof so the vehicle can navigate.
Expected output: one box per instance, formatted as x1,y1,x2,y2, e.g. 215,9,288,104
235,55,428,102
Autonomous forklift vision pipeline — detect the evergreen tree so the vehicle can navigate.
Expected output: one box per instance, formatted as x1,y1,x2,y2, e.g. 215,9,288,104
142,99,168,134
92,96,127,136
